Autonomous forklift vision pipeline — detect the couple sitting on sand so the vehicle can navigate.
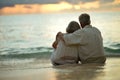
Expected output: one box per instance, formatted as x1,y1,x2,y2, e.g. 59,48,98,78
51,13,106,66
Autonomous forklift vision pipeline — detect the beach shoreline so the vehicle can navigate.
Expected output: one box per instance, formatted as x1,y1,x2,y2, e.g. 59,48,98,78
0,57,120,80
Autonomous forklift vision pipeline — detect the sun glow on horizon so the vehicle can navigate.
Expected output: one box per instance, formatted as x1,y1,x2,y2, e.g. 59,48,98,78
40,1,73,13
0,1,73,14
0,0,120,15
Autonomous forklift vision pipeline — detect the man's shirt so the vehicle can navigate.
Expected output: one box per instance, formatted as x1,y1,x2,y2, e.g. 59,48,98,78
64,25,106,63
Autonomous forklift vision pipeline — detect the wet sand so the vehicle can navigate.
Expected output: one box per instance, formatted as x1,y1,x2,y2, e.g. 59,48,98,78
0,57,120,80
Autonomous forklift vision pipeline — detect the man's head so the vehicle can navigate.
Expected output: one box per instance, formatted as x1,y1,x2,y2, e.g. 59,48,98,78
79,13,91,28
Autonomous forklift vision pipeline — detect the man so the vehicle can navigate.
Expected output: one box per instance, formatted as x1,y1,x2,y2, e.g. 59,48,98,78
58,13,106,64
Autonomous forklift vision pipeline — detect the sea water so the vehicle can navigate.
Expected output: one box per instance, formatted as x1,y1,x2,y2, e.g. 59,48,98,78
0,11,120,69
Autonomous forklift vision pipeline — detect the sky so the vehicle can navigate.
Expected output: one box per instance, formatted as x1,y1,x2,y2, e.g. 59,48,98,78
0,0,120,15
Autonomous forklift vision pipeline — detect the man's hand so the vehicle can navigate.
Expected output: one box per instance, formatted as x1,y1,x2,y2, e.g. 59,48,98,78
52,32,64,49
52,41,58,49
57,32,64,42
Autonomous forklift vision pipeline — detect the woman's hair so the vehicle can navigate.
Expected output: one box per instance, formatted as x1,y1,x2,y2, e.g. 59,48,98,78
66,21,80,33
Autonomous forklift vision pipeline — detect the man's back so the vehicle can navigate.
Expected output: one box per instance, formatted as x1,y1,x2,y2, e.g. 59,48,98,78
78,25,106,63
63,25,106,64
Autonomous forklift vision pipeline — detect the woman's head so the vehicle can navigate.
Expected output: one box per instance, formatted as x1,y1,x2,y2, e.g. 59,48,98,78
66,21,80,33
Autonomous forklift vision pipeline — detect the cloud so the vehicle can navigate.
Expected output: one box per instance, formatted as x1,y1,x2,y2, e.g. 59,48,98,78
63,0,97,4
100,0,120,10
0,0,120,15
0,0,116,8
111,0,120,5
0,0,60,8
79,0,100,9
0,0,101,15
0,1,73,14
101,0,120,6
100,0,114,3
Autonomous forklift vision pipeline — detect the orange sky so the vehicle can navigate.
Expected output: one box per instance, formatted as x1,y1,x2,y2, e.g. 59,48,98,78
0,0,120,15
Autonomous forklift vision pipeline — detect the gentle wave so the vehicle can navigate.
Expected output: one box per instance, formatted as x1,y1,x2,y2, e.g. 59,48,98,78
0,46,120,60
104,43,120,54
0,47,53,60
0,51,52,60
104,47,120,53
110,43,120,47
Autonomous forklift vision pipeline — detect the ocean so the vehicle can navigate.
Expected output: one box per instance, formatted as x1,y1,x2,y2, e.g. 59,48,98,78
0,11,120,69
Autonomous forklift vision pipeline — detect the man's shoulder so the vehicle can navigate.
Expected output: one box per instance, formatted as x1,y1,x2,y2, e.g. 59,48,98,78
92,26,99,29
92,27,101,33
74,29,85,34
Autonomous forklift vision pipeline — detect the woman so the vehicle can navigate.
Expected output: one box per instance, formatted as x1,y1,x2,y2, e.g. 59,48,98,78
51,21,81,65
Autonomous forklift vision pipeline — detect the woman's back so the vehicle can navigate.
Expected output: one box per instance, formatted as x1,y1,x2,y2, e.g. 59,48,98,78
51,34,79,65
51,21,80,65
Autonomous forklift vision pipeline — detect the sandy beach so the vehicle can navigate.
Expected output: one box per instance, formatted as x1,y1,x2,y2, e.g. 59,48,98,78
0,57,120,80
